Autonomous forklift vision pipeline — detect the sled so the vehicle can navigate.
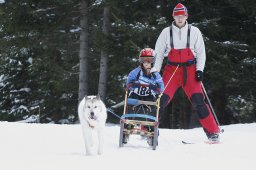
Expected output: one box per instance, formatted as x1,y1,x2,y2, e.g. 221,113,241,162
119,90,160,150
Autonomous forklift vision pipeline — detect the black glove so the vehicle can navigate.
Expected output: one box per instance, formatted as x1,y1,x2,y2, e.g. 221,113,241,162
196,70,204,81
149,83,158,91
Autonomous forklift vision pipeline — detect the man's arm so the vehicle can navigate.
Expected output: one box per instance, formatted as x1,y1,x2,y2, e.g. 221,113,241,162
194,27,206,72
151,28,168,72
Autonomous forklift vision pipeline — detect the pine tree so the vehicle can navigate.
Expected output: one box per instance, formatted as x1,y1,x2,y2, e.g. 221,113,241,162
0,0,81,122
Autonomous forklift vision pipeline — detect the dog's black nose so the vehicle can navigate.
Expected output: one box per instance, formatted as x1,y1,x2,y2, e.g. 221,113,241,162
90,112,94,117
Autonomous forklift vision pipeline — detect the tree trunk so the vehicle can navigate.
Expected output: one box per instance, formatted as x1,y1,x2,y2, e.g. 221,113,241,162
78,0,89,102
98,6,110,101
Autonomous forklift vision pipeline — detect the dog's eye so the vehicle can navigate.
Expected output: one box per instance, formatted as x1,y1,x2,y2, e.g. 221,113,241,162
94,106,97,108
87,106,91,109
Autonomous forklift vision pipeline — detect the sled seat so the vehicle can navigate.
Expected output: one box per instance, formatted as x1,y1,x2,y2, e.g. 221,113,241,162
121,113,158,122
127,98,157,106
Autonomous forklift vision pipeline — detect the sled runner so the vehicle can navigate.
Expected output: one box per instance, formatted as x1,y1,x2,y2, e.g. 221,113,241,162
119,90,161,150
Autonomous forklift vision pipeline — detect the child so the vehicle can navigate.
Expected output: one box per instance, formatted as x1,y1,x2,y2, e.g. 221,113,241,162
126,48,164,101
123,48,164,145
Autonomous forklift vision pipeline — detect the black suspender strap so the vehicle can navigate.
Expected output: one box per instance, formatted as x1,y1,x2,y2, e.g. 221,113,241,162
169,26,174,48
170,24,191,48
187,24,191,48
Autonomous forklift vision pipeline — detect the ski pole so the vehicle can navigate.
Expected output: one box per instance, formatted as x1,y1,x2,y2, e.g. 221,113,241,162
201,82,224,133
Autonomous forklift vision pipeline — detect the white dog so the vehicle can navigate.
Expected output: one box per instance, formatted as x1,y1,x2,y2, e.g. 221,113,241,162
78,95,107,155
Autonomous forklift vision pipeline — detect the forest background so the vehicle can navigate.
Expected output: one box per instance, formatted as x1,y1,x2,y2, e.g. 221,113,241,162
0,0,255,129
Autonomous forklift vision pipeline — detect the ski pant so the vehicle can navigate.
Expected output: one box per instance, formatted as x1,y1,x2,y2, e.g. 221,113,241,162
160,65,219,134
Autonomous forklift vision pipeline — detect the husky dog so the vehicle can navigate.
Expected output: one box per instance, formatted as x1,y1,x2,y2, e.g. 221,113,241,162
78,95,107,155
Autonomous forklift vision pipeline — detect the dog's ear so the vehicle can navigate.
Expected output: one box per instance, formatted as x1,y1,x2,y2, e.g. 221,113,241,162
84,95,89,100
81,95,87,112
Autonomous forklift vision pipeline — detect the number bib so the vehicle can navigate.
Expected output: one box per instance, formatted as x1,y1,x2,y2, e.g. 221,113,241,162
133,86,151,96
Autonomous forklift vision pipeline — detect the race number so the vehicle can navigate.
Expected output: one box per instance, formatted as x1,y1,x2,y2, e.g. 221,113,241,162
135,86,151,96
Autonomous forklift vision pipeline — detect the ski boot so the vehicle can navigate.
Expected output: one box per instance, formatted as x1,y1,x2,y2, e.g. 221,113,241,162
207,133,220,142
204,129,220,142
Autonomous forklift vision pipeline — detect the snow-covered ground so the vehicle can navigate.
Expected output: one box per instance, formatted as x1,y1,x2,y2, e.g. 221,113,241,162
0,122,255,170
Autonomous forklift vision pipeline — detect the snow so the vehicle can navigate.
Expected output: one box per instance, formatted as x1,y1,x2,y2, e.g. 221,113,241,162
0,121,255,170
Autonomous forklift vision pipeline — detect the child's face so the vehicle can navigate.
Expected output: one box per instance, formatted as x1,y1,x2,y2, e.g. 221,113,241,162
142,61,152,69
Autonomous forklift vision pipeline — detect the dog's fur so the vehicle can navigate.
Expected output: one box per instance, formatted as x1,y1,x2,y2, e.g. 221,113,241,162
78,95,107,155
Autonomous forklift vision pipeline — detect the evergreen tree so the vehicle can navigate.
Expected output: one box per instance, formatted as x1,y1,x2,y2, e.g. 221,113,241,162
189,0,256,124
0,0,255,125
78,0,89,102
0,0,80,123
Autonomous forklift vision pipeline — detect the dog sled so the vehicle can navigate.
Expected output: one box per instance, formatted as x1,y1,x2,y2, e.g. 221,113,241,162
119,90,161,150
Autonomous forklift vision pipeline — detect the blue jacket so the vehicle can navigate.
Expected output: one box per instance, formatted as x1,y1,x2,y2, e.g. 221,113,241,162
126,67,164,96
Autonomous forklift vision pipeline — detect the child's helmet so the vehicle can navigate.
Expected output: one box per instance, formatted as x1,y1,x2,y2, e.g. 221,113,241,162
139,48,155,63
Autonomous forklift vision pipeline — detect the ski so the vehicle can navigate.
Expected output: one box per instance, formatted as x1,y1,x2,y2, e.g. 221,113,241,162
205,141,220,144
182,140,220,144
182,140,195,144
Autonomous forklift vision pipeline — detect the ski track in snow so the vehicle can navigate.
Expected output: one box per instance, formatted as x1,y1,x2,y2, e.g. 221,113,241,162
0,122,255,170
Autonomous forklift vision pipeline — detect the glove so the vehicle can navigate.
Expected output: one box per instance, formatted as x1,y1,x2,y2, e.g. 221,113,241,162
149,83,158,91
196,70,204,81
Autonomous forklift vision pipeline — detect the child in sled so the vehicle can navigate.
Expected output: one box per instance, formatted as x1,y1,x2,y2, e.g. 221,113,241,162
123,48,164,145
126,47,164,101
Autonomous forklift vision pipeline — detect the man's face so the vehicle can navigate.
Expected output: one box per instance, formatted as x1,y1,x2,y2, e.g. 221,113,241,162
173,15,187,28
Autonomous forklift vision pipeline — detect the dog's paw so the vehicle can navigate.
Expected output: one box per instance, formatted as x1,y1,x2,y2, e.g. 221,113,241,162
97,149,103,155
86,151,93,156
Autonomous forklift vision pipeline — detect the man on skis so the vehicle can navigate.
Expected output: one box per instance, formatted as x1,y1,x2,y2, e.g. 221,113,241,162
151,3,220,142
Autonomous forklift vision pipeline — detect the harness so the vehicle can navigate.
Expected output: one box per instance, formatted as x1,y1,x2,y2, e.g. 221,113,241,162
167,24,196,85
131,70,158,97
136,70,156,81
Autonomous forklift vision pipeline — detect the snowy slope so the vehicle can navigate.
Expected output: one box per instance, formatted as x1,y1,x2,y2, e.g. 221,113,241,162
0,122,255,170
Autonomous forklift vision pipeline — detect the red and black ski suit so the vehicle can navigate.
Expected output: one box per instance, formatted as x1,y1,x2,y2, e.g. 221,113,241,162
160,25,219,134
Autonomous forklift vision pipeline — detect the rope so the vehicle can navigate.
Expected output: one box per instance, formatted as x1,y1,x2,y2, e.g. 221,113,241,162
107,65,179,121
159,65,179,97
107,108,121,119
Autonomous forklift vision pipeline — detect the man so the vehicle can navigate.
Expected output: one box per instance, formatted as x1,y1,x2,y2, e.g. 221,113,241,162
151,3,220,142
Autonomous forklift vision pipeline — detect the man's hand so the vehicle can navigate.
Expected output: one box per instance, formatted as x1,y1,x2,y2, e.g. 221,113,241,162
150,67,158,73
196,70,204,81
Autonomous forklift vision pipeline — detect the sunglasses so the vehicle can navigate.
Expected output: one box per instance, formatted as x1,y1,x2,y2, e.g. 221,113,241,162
140,56,154,63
